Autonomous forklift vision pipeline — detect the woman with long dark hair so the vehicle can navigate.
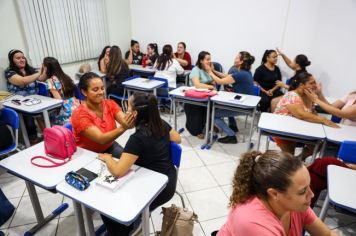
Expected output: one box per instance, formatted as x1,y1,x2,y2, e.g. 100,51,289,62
5,49,47,144
125,40,143,65
98,92,181,235
154,44,184,89
145,43,159,66
42,57,79,125
106,45,130,97
253,49,283,112
98,46,111,73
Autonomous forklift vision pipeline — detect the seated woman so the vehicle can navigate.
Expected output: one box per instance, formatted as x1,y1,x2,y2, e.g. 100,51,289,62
154,44,184,89
42,57,79,125
106,45,130,98
253,49,284,112
125,40,144,65
4,49,46,144
98,46,111,73
145,43,159,66
71,72,135,157
185,51,216,138
0,104,14,152
209,51,255,144
270,49,314,112
216,150,339,236
273,72,338,160
174,42,192,70
98,92,181,235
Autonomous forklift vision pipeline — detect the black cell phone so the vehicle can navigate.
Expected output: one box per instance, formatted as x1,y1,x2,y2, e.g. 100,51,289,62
234,95,242,100
76,168,98,182
11,99,21,105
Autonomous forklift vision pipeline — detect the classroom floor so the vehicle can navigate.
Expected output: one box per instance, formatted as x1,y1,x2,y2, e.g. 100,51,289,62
1,113,356,235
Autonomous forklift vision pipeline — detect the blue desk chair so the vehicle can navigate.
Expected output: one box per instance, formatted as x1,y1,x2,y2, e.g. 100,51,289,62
319,141,356,221
108,75,139,111
148,76,172,113
74,84,85,101
37,81,49,97
170,141,186,208
63,122,73,132
0,108,19,156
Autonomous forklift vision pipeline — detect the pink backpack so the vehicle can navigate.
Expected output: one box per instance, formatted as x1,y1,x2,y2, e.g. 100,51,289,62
184,89,217,99
31,126,77,168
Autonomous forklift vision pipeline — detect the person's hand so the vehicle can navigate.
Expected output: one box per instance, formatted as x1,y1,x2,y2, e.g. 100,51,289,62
38,66,47,81
315,82,322,96
276,47,283,56
98,153,112,162
275,80,285,88
121,112,136,129
203,63,213,74
304,88,318,103
265,90,273,96
323,119,340,128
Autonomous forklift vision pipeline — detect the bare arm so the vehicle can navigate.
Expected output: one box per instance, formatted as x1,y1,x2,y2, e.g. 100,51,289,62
8,73,40,87
176,58,188,67
170,129,181,144
304,217,340,236
49,88,62,100
81,125,127,145
126,49,133,65
276,48,296,70
286,103,339,127
99,153,138,177
99,58,107,73
210,73,235,85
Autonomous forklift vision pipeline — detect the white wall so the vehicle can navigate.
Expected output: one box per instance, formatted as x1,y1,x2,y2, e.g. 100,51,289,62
130,0,356,97
0,0,132,90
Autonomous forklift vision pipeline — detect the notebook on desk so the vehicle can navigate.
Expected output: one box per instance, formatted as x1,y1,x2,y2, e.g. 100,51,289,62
96,169,135,192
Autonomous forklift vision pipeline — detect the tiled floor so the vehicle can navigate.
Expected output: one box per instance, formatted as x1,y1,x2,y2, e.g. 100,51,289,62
1,113,356,235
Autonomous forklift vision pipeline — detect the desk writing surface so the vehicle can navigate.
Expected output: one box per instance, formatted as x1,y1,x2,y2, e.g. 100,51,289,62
122,78,164,90
3,94,62,113
56,159,168,224
0,143,96,189
327,165,356,210
258,113,325,139
169,86,210,101
211,91,261,108
323,124,356,143
129,64,156,73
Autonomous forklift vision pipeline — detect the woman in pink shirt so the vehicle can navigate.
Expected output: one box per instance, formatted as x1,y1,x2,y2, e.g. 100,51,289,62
216,150,339,236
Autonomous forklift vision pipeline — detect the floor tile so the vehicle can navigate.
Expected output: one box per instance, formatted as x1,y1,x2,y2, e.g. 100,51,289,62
179,167,218,192
0,177,26,199
186,187,229,221
6,220,58,236
0,197,21,230
200,217,227,236
180,150,204,170
207,162,236,186
195,146,234,166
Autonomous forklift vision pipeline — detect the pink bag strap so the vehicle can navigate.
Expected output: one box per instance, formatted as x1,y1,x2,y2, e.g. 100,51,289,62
31,156,70,168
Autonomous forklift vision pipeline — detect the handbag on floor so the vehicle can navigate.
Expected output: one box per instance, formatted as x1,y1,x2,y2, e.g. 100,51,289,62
0,188,15,227
157,204,198,236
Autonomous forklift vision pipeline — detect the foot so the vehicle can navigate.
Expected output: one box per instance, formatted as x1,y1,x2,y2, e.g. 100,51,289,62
196,134,205,139
217,136,237,144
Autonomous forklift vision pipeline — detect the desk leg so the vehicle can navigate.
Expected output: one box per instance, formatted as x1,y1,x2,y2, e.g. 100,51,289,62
311,140,322,163
142,206,150,236
42,110,51,128
73,201,86,236
319,194,330,221
19,113,30,147
173,98,177,130
82,206,95,236
25,181,44,222
209,102,216,147
319,140,327,158
204,100,211,147
247,108,257,151
153,88,157,96
256,131,262,151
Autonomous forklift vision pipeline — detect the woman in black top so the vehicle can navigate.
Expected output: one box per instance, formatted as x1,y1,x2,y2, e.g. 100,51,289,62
106,45,130,97
253,49,283,112
98,92,181,236
125,40,144,65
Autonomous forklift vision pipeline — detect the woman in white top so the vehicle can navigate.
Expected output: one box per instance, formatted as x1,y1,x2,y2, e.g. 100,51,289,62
154,44,184,89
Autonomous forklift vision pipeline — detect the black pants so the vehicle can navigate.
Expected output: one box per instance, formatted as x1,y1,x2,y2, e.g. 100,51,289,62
23,114,37,140
259,90,283,112
184,104,207,136
101,168,177,236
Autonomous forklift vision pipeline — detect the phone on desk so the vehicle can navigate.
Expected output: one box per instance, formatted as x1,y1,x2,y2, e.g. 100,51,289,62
76,168,98,182
234,95,242,100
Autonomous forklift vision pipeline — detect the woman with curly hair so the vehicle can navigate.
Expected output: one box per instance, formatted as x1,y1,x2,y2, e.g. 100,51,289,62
215,150,339,236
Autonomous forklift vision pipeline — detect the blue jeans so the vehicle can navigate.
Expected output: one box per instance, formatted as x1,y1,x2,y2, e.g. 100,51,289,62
214,109,239,136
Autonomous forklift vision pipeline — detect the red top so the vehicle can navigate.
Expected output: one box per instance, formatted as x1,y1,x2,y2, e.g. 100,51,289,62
174,52,192,70
71,99,122,153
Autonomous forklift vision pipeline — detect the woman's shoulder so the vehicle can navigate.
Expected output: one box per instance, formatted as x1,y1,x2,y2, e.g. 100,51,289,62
4,67,17,79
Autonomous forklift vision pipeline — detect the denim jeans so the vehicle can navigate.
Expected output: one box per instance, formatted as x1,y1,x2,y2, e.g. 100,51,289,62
214,109,239,137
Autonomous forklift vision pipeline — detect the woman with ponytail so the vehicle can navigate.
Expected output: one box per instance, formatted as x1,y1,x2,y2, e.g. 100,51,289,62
253,49,284,112
154,44,184,89
98,92,181,235
146,43,159,66
216,150,339,236
208,51,255,144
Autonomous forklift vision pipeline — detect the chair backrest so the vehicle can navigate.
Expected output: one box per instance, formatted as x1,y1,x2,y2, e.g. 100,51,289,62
212,62,223,73
63,122,73,132
0,108,19,129
338,141,356,163
127,75,139,81
253,85,261,96
331,115,342,124
149,76,168,89
37,81,49,97
74,84,85,101
170,141,182,168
